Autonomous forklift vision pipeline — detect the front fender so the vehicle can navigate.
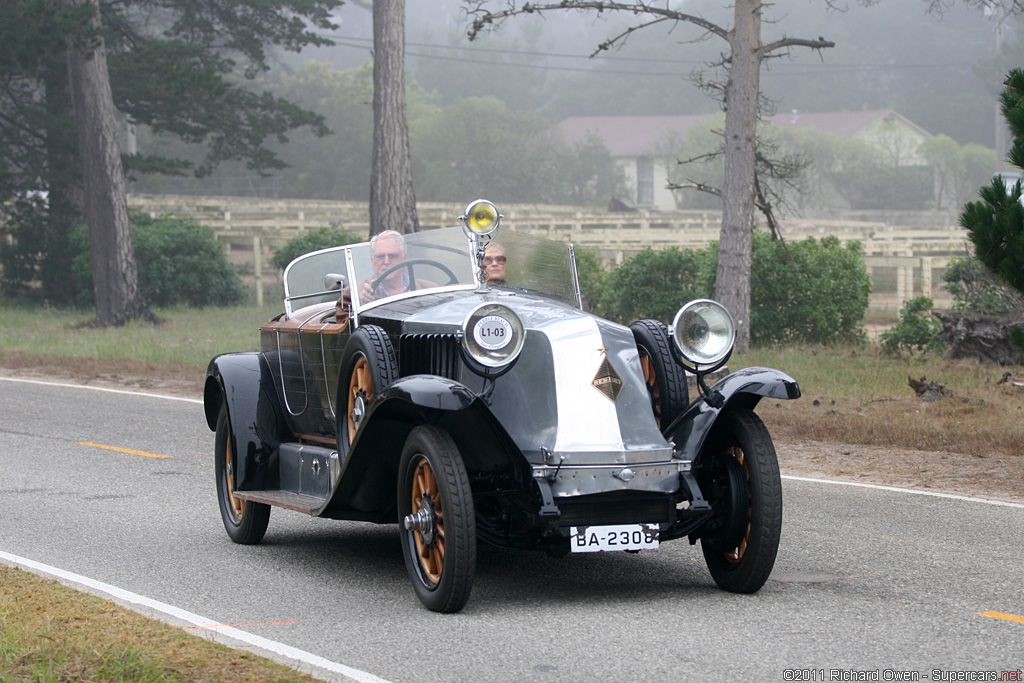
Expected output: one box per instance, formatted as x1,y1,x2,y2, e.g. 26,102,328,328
665,366,801,462
204,352,289,490
328,375,532,515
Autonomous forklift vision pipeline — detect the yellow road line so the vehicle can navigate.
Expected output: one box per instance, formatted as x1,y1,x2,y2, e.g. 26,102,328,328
977,611,1024,624
77,442,172,459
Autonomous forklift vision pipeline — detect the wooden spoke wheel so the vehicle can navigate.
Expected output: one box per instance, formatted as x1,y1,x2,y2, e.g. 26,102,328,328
699,409,782,593
337,325,396,451
398,426,476,613
214,404,270,545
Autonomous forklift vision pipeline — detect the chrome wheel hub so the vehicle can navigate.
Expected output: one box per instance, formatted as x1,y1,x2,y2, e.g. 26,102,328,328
403,496,437,545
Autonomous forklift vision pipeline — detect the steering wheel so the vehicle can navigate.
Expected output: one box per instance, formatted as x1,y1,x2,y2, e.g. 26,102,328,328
369,257,459,294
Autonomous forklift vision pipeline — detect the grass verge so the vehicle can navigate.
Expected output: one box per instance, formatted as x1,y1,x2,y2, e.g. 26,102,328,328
0,565,324,683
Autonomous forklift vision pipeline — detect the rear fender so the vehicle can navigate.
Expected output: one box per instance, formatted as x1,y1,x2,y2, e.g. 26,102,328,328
664,366,801,463
329,375,533,514
204,353,290,490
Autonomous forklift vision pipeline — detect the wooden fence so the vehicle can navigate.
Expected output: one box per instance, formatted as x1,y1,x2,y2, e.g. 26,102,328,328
127,195,968,308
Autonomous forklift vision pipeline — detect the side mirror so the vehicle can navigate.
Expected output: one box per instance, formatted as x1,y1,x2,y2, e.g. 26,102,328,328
324,273,346,292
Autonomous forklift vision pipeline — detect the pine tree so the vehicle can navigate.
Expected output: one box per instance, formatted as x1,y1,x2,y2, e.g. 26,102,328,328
959,67,1024,351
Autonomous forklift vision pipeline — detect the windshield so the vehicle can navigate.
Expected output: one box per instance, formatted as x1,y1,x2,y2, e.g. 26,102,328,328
282,226,580,316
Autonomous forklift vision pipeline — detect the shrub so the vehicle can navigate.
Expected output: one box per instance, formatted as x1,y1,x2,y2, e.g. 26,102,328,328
573,248,609,316
942,256,1022,316
602,247,714,323
270,226,362,271
880,296,944,357
597,233,870,345
748,233,871,346
70,215,246,308
0,197,77,303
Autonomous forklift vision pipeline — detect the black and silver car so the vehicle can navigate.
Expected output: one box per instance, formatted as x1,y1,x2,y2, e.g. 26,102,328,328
203,200,801,612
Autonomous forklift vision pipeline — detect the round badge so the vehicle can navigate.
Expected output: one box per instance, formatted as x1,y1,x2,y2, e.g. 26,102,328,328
473,315,513,351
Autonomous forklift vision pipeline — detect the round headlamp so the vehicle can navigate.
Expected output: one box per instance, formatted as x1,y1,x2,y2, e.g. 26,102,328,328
670,299,736,368
460,303,525,377
460,199,501,236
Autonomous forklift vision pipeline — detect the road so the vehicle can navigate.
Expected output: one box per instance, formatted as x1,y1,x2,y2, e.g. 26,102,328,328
1,378,1022,682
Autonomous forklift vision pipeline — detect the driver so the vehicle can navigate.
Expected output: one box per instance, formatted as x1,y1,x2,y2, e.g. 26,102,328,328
357,230,434,302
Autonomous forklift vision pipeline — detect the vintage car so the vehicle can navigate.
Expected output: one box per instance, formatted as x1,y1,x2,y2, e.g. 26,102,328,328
203,200,801,612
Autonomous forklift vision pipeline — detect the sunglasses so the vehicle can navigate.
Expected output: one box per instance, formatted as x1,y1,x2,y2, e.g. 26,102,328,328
483,255,506,264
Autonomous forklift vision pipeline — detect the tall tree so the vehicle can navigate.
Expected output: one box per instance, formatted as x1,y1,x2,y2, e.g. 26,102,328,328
66,0,149,325
0,0,341,319
960,68,1024,354
467,1,833,351
370,0,419,236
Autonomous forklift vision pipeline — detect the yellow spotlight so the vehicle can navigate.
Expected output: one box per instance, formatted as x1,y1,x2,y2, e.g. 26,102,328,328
461,199,501,235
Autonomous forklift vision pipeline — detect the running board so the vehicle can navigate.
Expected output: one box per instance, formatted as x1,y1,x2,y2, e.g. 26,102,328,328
234,490,325,515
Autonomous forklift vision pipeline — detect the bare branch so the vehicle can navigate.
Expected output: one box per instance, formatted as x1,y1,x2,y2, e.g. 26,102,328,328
666,179,722,197
467,1,729,42
761,36,835,57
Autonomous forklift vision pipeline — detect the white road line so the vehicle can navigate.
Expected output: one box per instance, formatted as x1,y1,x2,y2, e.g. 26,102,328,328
4,375,1021,509
782,474,1024,509
0,551,392,683
0,375,203,404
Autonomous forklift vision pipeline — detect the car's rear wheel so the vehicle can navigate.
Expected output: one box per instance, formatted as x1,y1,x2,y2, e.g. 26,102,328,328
215,405,270,544
338,325,397,449
698,409,782,593
397,425,476,613
630,319,689,429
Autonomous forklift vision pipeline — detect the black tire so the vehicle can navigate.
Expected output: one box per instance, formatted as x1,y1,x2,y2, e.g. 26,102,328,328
337,325,397,450
699,409,782,593
397,425,477,613
215,405,270,544
630,319,689,429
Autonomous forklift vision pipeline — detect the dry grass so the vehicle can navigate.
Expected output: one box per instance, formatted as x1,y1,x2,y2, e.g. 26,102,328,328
734,345,1024,459
0,565,323,683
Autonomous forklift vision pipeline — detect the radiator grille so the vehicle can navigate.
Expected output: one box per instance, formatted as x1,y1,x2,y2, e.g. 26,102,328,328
399,333,462,380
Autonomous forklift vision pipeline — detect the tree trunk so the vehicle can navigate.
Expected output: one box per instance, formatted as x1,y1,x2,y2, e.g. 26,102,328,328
715,0,762,353
369,0,419,236
934,311,1024,365
42,61,83,304
65,0,150,325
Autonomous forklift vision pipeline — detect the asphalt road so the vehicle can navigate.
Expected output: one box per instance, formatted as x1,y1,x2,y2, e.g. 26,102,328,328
1,378,1022,683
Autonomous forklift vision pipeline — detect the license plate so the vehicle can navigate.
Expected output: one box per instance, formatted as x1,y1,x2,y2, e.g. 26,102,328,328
569,524,660,553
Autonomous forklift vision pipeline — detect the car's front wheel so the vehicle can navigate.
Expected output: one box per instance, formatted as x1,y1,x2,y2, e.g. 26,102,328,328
698,409,782,593
397,425,476,613
215,405,270,544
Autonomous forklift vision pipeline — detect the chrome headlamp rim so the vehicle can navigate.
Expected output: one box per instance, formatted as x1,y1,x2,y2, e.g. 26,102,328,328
460,302,525,377
459,199,502,238
669,299,736,370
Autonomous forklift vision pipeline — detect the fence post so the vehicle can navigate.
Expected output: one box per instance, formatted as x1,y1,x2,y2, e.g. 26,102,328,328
920,256,932,300
253,235,264,308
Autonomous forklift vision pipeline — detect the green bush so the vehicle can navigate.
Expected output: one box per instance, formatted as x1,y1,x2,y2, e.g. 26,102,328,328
596,232,871,346
942,256,1022,316
270,226,362,271
574,248,609,316
601,247,715,323
70,215,246,308
0,198,77,303
879,296,944,357
747,233,871,346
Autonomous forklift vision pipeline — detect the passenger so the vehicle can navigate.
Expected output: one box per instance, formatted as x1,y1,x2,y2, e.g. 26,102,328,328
483,243,507,286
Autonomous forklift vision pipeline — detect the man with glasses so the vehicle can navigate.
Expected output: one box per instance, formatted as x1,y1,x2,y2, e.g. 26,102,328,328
358,230,434,302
